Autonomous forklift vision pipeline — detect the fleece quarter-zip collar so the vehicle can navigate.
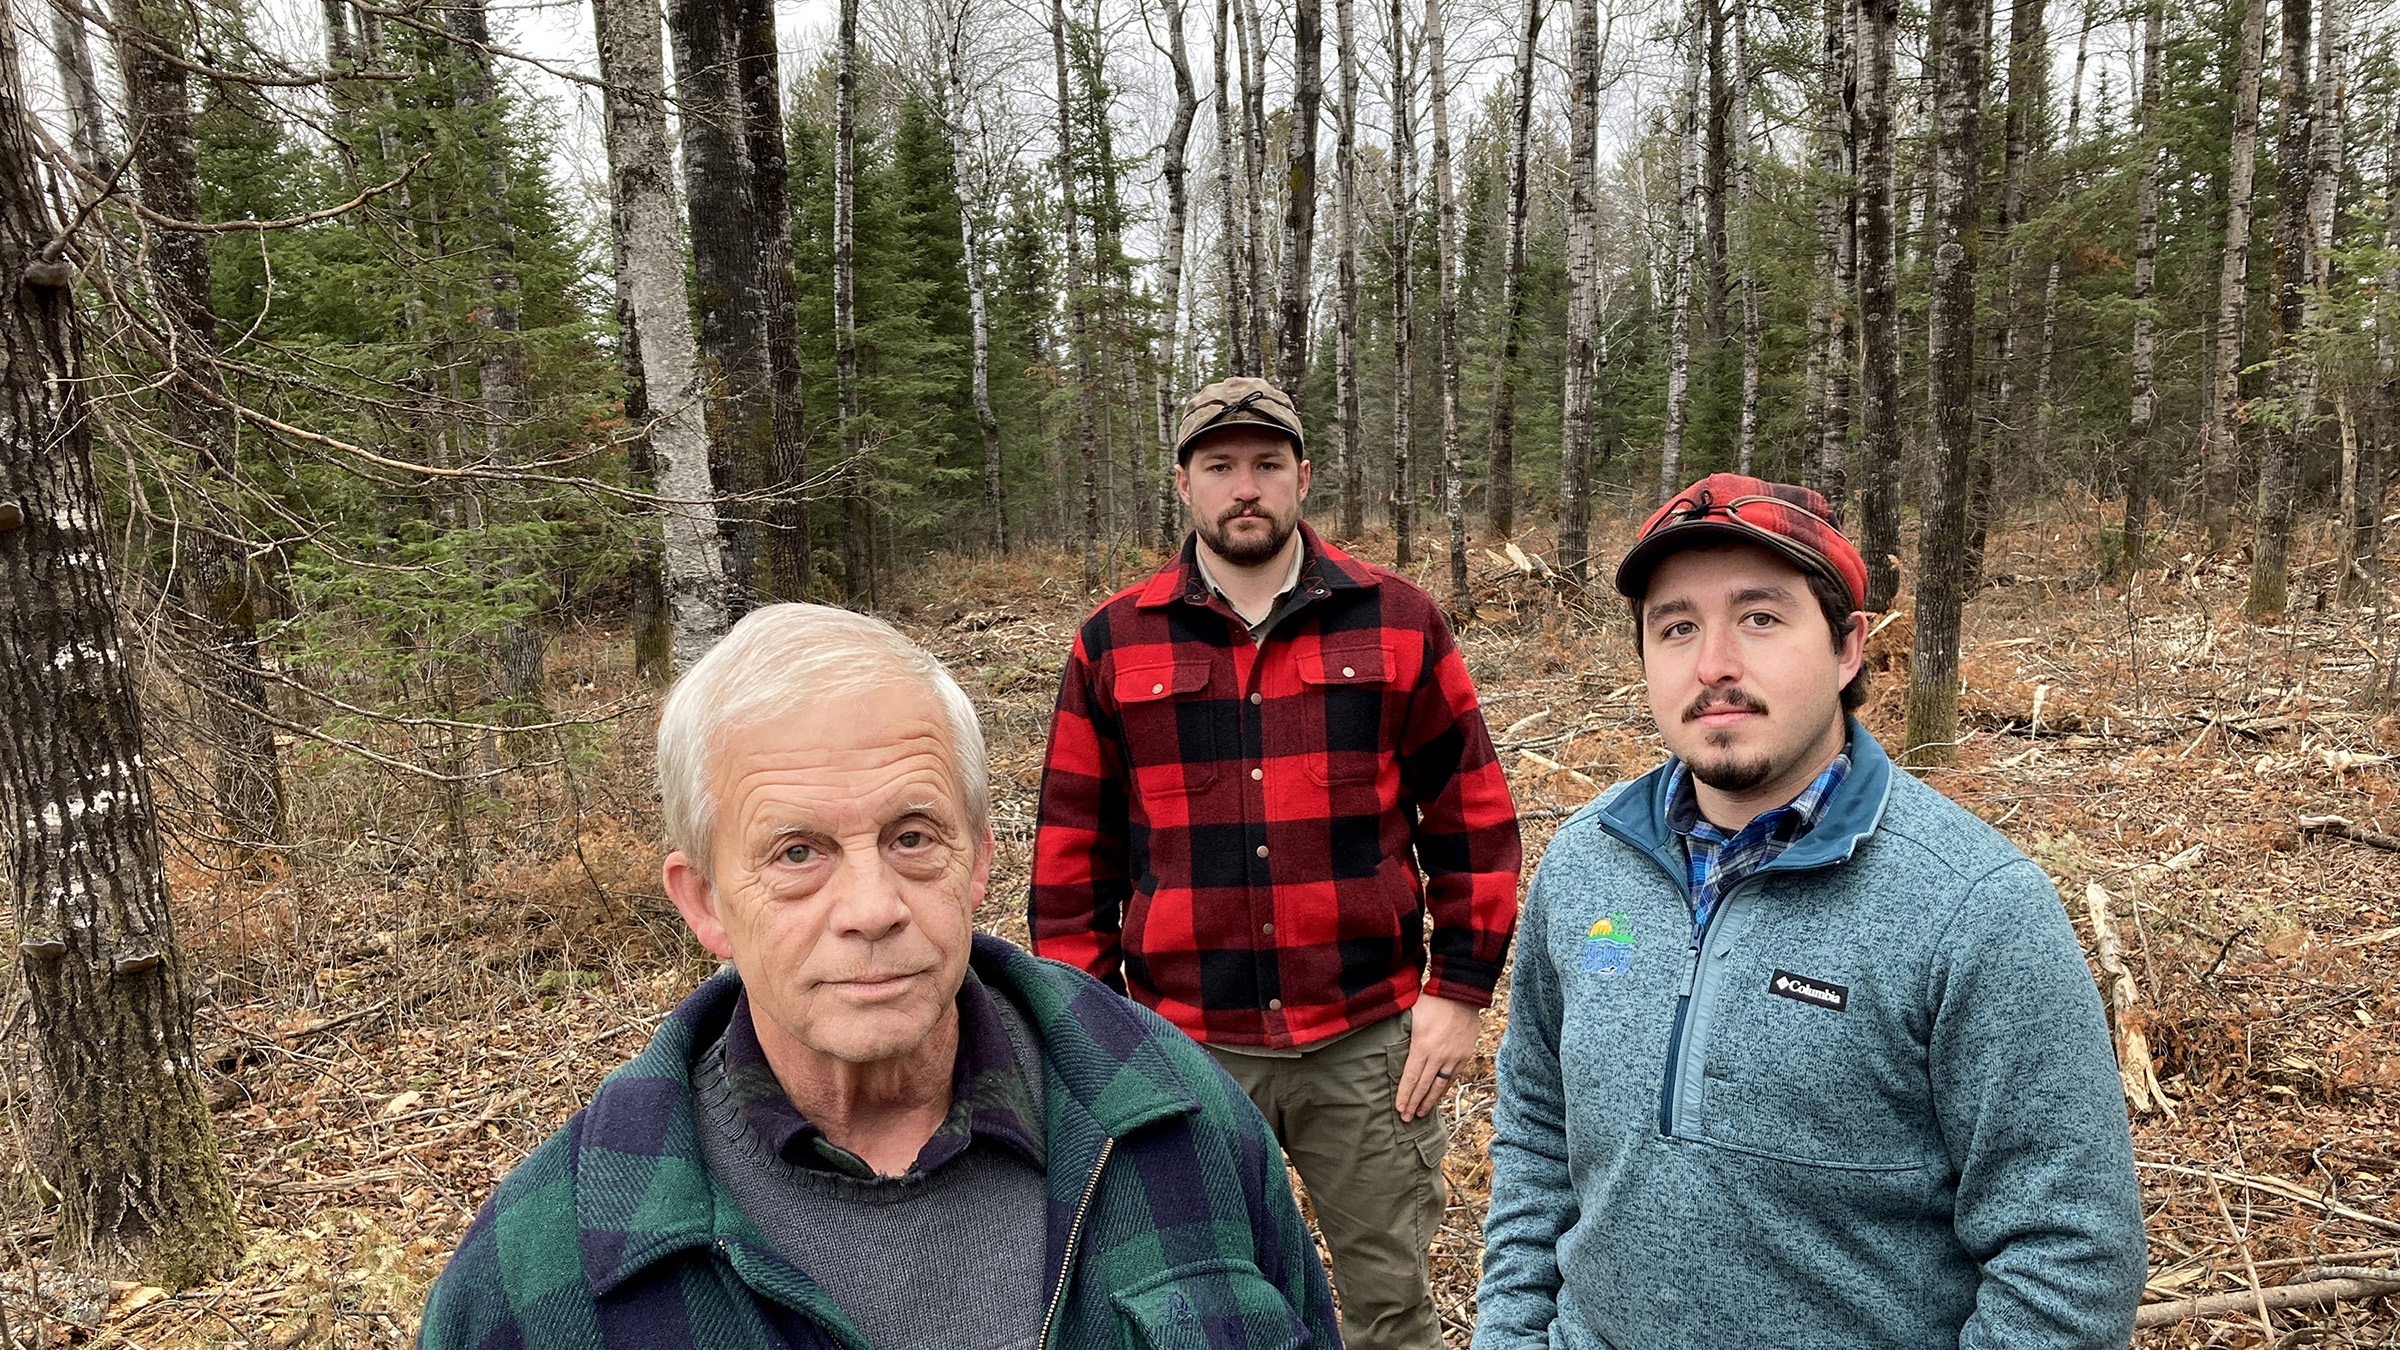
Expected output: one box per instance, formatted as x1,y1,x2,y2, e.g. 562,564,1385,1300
1593,715,1894,891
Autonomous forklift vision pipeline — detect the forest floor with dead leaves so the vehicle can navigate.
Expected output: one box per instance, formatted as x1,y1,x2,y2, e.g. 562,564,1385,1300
3,492,2398,1347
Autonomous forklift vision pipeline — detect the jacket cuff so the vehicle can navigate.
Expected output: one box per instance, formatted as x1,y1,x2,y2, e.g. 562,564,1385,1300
1424,960,1502,1008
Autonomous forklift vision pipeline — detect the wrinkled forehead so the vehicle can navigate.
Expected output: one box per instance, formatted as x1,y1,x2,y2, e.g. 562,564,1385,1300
705,677,965,804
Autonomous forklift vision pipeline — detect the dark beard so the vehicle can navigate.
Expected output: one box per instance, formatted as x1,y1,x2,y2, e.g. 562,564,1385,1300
1198,509,1296,565
1689,751,1778,794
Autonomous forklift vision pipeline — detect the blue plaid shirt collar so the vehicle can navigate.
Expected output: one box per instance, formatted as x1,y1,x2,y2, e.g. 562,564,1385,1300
720,966,1047,1179
1665,745,1852,938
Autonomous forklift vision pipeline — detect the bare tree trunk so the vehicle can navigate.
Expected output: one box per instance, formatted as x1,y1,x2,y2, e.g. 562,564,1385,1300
597,0,727,675
1276,0,1323,400
1237,0,1272,372
835,0,870,602
1335,0,1365,537
939,13,1009,555
2204,0,2268,553
1155,0,1201,551
1856,0,1901,610
2347,86,2395,605
1425,0,1468,599
1700,0,1730,350
109,0,287,851
1659,0,1704,505
54,2,112,177
1387,0,1418,567
2122,0,2162,577
1732,0,1760,477
0,14,240,1283
1485,0,1542,537
2247,0,2314,619
1212,0,1248,374
1902,0,1986,767
1559,0,1599,583
669,0,805,611
1809,0,1855,516
2029,3,2092,470
1053,0,1102,591
1965,0,2043,584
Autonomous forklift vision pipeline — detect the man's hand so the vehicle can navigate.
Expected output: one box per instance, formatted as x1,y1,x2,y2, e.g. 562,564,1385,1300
1395,995,1482,1122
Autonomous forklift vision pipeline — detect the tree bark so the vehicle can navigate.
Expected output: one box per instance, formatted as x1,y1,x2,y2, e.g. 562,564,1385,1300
2122,0,2162,577
1809,0,1856,518
2348,76,2394,604
1275,0,1323,400
1483,0,1541,538
1659,0,1705,506
1731,0,1760,477
1212,0,1248,374
597,0,726,675
0,11,241,1283
1386,0,1418,568
1236,0,1272,372
2029,3,2092,470
109,0,287,851
1855,0,1901,610
1155,0,1201,552
1963,0,2042,584
2204,0,2269,553
1334,0,1365,538
938,11,1009,555
2247,0,2314,619
1559,0,1600,583
1701,0,1730,350
54,2,112,178
668,0,807,610
1052,0,1102,591
1902,0,1986,768
836,0,869,602
1425,0,1467,600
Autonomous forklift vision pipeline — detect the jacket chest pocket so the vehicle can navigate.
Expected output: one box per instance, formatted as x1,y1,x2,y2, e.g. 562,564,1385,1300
1697,967,1932,1173
1111,1258,1312,1350
1296,642,1392,786
1116,661,1226,794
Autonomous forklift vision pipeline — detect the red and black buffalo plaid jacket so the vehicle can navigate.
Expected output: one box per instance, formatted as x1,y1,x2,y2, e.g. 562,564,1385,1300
1030,524,1522,1049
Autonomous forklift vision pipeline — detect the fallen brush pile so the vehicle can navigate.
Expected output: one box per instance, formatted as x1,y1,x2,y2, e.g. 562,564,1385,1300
2,508,2397,1347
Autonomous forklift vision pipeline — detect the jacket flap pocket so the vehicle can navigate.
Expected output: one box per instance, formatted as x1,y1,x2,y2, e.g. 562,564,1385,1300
1112,1258,1311,1350
1298,642,1388,687
1117,661,1213,703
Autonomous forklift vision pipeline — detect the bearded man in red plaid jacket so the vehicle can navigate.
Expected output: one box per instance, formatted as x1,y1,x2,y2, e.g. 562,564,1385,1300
1032,375,1523,1350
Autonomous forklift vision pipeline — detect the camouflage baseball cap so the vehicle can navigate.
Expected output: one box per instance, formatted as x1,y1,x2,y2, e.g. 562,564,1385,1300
1173,376,1305,464
1614,473,1869,610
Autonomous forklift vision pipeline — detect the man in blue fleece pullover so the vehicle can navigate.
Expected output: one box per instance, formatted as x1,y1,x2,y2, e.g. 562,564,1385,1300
1474,474,2146,1350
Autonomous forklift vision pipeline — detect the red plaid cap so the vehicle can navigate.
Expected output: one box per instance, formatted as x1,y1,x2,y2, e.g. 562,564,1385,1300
1613,474,1868,610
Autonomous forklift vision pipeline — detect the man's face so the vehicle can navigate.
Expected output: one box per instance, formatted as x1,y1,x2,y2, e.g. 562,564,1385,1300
662,680,990,1072
1639,543,1863,803
1175,426,1310,565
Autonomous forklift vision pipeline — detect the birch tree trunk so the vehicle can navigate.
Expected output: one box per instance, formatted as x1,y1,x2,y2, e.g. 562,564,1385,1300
2122,0,2162,577
54,2,112,177
2247,0,2313,620
1425,0,1467,599
109,0,287,851
2203,0,2269,553
836,0,874,602
2029,4,2091,469
1701,0,1729,349
1276,0,1323,400
1855,0,1901,610
1658,0,1704,505
1903,0,1987,768
1559,0,1600,583
1808,0,1855,516
1212,0,1248,373
1237,0,1272,372
1732,0,1761,477
2351,97,2397,605
1155,0,1201,551
1334,0,1365,537
1387,0,1418,567
0,12,240,1283
939,14,1009,554
596,0,727,675
1053,0,1102,591
745,0,811,602
1485,0,1542,537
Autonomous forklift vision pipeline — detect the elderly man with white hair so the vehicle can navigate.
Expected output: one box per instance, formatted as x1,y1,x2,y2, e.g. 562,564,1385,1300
418,604,1338,1350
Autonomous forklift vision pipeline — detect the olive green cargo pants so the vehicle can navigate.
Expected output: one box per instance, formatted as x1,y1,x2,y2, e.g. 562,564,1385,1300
1206,1010,1450,1350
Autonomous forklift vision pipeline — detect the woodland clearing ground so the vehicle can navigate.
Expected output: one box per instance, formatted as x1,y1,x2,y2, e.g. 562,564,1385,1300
1,499,2397,1347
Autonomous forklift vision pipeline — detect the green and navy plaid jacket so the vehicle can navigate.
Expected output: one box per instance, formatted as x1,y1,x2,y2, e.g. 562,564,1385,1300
418,934,1340,1350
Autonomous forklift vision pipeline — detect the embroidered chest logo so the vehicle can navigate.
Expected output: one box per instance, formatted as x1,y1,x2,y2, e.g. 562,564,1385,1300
1768,969,1849,1012
1580,913,1636,974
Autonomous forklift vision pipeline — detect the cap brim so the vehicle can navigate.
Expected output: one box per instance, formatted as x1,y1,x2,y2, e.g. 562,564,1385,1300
1613,519,1848,603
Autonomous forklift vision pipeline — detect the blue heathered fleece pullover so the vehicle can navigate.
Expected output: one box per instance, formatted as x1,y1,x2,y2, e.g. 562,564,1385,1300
1474,723,2146,1350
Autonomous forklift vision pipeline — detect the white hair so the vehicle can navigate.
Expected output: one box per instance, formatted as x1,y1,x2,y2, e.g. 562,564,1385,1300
656,603,989,876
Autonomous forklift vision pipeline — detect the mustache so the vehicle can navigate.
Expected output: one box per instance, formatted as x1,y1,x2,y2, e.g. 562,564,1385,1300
1684,687,1767,721
1218,504,1271,523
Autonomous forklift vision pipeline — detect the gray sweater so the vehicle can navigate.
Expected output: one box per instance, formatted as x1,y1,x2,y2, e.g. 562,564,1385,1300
693,999,1049,1350
1474,724,2147,1350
